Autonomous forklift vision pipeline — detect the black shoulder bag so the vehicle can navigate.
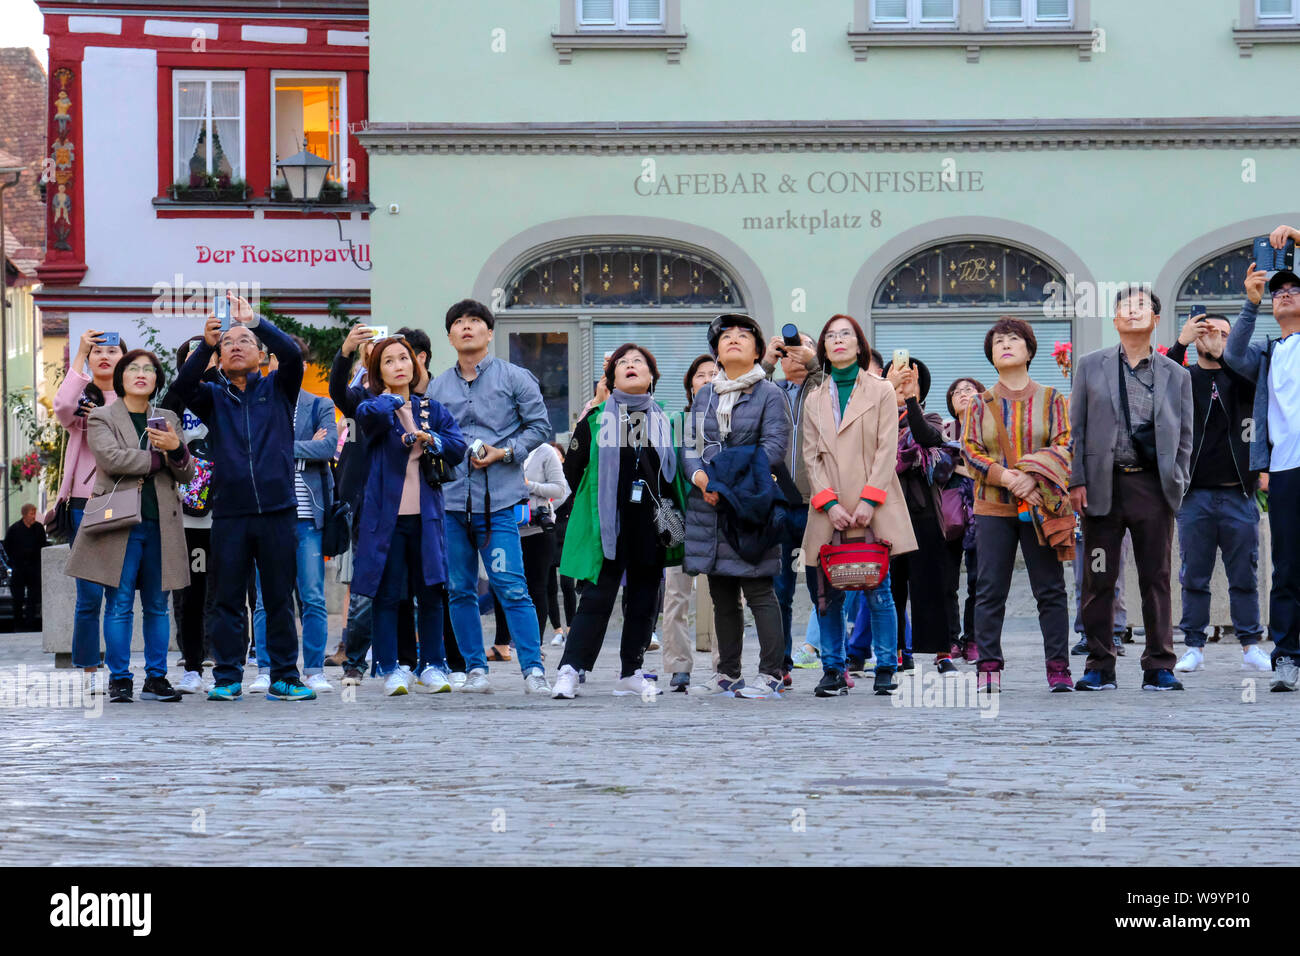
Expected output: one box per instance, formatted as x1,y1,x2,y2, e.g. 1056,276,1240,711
1117,351,1158,470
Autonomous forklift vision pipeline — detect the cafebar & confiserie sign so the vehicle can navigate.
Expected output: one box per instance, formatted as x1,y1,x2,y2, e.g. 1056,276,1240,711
633,167,986,197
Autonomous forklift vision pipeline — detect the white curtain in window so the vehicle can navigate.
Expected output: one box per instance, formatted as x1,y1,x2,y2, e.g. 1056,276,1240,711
1035,0,1070,18
874,0,908,19
921,0,955,19
989,0,1023,18
580,0,615,23
176,81,206,179
1259,0,1293,16
210,81,241,179
626,0,663,22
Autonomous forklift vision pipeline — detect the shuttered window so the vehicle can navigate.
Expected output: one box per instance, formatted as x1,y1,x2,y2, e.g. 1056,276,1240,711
873,0,956,25
1259,0,1297,20
987,0,1073,25
578,0,664,29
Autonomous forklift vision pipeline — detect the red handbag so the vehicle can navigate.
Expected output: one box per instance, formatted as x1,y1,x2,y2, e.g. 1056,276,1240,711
818,528,891,591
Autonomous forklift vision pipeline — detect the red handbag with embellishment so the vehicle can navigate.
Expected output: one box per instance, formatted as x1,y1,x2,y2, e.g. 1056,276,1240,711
818,528,891,592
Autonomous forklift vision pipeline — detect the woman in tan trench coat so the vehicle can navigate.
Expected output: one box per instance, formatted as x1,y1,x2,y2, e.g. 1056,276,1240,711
801,314,918,697
66,349,194,703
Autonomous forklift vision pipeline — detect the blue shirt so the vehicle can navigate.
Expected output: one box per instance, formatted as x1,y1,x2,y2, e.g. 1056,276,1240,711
426,354,551,514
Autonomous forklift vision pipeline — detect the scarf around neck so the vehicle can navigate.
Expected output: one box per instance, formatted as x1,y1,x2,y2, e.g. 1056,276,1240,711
596,388,677,561
711,365,767,441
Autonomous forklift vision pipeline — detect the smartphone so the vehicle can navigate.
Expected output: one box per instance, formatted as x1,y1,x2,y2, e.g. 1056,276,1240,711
146,416,167,431
99,331,120,348
214,295,231,331
1192,303,1207,323
893,347,910,371
369,324,389,340
1254,236,1296,272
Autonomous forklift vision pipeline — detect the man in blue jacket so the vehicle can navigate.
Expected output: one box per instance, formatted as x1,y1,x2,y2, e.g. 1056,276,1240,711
1226,230,1300,692
175,294,315,701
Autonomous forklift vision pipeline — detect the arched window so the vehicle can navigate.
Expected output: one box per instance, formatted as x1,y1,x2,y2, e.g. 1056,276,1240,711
498,242,746,431
1178,242,1283,348
870,239,1074,410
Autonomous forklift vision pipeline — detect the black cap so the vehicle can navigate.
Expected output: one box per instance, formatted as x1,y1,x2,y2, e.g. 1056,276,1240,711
707,313,765,359
1268,269,1300,293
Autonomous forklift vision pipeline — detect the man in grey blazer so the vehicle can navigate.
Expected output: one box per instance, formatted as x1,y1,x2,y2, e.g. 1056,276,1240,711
1068,286,1193,692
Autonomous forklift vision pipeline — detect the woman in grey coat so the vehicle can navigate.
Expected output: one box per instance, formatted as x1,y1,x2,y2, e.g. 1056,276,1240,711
682,314,791,699
66,349,195,704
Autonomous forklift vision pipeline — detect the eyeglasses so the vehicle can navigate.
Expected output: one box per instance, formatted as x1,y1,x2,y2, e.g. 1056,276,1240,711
824,330,856,343
952,383,979,394
1272,287,1300,299
615,356,648,369
124,364,157,375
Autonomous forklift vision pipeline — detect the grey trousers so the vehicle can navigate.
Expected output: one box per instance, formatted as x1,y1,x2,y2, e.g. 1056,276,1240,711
973,515,1071,668
708,574,784,679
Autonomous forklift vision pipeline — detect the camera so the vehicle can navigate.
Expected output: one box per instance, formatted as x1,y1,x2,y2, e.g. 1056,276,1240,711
776,322,801,357
469,438,487,460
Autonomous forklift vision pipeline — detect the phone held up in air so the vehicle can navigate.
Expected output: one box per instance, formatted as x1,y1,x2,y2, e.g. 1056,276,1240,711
1254,236,1296,273
369,325,389,340
1192,303,1207,323
893,348,910,372
99,331,120,348
214,294,232,331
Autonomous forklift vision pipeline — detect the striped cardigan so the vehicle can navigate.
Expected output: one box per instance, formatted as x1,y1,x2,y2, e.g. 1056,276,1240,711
961,380,1072,517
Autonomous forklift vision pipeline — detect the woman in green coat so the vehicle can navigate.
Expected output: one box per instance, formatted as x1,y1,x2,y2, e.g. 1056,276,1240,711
553,343,687,700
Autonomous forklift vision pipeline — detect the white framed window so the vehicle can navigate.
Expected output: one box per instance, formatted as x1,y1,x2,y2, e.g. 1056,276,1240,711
986,0,1073,27
577,0,665,31
872,0,958,27
174,72,244,184
1258,0,1299,23
270,71,348,187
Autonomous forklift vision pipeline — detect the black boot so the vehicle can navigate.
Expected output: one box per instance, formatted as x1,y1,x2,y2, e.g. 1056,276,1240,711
873,667,897,695
814,668,848,698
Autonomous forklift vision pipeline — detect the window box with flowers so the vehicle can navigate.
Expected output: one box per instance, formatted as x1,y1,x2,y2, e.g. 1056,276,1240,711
169,174,250,202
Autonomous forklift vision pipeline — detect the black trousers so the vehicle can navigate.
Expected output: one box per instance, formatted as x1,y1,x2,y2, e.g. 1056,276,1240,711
560,551,662,678
709,574,783,679
172,526,209,673
11,564,40,628
557,574,578,627
521,528,555,642
891,506,957,655
210,509,298,685
944,539,977,648
972,515,1070,668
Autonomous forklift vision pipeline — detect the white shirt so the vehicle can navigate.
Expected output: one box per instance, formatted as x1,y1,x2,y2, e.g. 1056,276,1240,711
1268,333,1300,471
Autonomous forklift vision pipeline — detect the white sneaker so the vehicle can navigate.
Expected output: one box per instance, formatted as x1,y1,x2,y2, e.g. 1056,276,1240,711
176,671,205,695
551,664,580,699
448,671,467,689
1243,645,1272,672
304,673,334,693
551,631,566,646
416,665,451,693
383,669,410,696
1174,647,1203,673
459,668,492,693
248,673,271,694
688,673,744,697
523,667,551,696
612,670,662,698
647,632,661,651
82,670,105,696
737,674,784,699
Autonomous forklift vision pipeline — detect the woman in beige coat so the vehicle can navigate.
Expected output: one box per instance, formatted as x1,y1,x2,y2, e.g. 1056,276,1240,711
66,349,194,704
801,314,918,697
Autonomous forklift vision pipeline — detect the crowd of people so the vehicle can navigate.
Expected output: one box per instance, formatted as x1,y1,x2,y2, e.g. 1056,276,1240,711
47,222,1300,704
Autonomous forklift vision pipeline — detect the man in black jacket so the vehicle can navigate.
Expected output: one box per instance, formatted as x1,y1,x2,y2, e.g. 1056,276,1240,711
1166,311,1269,675
5,504,47,629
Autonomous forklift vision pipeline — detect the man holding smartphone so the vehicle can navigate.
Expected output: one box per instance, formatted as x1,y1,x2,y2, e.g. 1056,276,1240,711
427,299,553,696
1226,226,1300,691
174,293,314,701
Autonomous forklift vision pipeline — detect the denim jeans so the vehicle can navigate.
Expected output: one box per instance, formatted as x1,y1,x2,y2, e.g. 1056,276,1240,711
102,520,170,682
253,518,329,674
371,514,447,675
69,505,105,668
1176,487,1263,647
805,567,897,673
445,508,543,675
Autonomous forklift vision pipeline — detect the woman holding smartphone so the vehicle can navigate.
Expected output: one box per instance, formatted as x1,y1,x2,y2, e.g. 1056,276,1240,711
54,328,126,695
66,350,194,703
353,336,467,696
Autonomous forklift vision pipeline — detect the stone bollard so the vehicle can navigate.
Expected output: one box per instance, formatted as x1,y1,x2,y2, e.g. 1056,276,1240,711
41,543,176,667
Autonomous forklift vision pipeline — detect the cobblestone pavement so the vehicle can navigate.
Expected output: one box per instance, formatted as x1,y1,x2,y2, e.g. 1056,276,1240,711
0,607,1291,866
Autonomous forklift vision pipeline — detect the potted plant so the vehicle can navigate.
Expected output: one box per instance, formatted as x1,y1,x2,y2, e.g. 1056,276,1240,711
169,174,249,202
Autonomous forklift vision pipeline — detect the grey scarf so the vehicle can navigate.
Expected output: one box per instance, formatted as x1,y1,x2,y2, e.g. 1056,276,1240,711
597,389,677,561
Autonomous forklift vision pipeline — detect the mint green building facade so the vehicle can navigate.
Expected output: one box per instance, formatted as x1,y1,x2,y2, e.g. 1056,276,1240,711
363,0,1300,436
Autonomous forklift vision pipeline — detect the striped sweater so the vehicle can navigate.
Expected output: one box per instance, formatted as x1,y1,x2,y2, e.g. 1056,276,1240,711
961,380,1072,517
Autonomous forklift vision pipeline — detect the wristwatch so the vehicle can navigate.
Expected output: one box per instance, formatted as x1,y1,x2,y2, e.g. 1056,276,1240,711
502,445,514,464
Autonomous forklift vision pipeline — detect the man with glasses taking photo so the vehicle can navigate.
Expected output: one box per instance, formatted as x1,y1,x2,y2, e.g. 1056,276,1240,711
1227,225,1300,691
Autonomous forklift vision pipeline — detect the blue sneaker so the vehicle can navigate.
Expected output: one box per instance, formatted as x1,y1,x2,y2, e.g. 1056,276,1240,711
266,677,317,701
1075,670,1116,691
1141,669,1184,691
207,682,242,701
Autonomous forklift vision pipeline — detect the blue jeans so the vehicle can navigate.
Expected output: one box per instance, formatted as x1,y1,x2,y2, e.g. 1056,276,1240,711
372,514,446,675
69,505,106,668
1176,487,1263,647
445,509,543,675
102,520,170,682
805,567,897,673
253,518,329,674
